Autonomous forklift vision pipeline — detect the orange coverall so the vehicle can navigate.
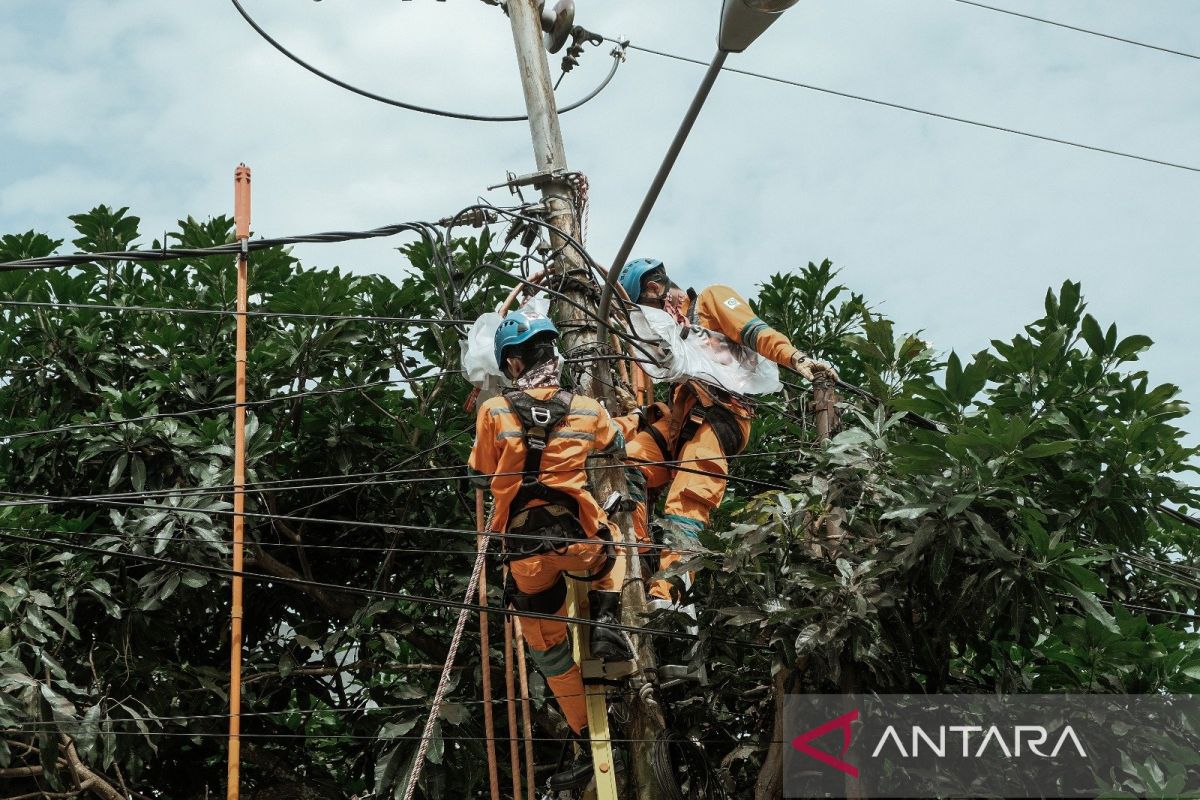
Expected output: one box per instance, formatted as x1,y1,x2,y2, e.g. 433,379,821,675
469,386,624,734
620,285,803,600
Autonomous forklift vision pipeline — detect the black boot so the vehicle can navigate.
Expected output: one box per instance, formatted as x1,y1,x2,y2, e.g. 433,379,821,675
588,591,634,662
548,727,594,790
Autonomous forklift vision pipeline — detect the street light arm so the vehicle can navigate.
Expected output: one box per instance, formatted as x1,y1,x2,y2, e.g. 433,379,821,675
597,49,729,343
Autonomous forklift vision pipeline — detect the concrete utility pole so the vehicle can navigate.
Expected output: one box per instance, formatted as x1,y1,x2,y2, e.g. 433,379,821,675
504,1,667,797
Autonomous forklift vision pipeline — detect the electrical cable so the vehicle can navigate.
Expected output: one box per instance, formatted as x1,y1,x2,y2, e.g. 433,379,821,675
0,299,470,326
230,0,626,122
0,529,770,649
0,446,814,506
0,221,438,272
607,38,1200,174
0,727,786,745
0,372,462,442
4,686,650,729
652,730,728,800
0,489,676,554
0,526,478,557
952,0,1200,61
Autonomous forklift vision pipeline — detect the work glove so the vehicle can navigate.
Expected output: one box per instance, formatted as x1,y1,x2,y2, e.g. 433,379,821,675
790,352,838,382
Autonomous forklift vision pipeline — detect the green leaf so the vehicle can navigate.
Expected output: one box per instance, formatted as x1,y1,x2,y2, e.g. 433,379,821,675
109,454,128,488
1080,314,1106,356
40,684,77,722
945,493,975,517
43,608,80,639
1064,585,1119,634
1022,441,1075,459
880,504,939,521
1114,334,1153,360
130,455,146,493
380,718,418,739
75,704,103,758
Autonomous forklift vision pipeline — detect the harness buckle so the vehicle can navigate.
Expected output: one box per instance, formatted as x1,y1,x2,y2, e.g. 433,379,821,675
530,406,553,426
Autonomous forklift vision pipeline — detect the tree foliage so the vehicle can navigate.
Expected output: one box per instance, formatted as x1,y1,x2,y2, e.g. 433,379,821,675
1,208,1197,798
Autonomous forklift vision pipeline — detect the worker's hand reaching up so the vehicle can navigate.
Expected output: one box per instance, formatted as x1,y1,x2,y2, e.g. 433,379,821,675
790,352,838,382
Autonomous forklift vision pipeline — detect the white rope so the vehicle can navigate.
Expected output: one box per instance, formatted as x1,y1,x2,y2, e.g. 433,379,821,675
400,528,491,800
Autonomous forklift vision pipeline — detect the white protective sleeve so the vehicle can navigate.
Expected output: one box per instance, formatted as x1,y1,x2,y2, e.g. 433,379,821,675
627,306,781,395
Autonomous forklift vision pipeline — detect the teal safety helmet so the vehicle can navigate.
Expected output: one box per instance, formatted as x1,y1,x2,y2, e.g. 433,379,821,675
494,311,559,367
618,258,664,304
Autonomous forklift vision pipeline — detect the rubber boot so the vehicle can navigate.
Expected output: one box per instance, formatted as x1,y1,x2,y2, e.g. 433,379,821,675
547,727,594,790
588,590,634,663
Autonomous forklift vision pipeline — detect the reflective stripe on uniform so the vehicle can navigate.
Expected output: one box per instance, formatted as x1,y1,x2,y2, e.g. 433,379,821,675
550,431,595,442
528,638,575,677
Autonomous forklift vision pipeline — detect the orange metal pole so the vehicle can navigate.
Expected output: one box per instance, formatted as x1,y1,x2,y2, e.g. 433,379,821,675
477,490,501,800
513,619,536,800
504,613,522,800
227,164,251,800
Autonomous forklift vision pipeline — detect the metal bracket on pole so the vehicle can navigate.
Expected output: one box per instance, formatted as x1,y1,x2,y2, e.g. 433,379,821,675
489,168,572,195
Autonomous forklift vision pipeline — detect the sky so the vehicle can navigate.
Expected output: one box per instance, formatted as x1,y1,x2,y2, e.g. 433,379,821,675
2,0,1197,477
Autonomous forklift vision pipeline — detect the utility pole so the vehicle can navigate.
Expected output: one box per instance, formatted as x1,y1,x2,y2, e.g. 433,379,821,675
504,1,667,798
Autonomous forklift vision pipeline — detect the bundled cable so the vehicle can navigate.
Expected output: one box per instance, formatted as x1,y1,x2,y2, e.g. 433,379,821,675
652,730,728,800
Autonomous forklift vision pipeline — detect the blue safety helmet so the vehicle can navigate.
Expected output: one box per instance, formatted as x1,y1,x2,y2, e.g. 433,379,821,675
494,311,559,368
618,258,664,304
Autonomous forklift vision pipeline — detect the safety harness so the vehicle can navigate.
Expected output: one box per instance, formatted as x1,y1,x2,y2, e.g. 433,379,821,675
502,388,616,614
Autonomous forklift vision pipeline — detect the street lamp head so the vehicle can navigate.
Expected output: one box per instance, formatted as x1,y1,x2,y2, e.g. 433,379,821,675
718,0,801,52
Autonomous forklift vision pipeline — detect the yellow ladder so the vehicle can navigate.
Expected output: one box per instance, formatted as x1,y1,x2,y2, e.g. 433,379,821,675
566,580,620,800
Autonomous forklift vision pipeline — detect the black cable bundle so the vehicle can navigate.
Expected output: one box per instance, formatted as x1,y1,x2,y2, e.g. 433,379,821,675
652,730,728,800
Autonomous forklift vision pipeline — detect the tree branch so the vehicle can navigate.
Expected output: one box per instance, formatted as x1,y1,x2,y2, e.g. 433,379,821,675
61,738,122,800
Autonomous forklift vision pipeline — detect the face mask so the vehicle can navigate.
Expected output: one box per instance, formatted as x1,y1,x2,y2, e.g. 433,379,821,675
515,355,563,390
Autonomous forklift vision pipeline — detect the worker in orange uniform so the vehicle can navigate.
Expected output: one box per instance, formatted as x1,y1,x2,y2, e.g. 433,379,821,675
469,310,633,790
616,258,837,607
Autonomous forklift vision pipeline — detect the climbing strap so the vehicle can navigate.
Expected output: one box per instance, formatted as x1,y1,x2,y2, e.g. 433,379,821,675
671,402,745,461
504,388,581,519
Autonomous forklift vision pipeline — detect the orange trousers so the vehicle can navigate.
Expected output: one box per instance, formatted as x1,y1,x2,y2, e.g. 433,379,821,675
624,401,750,600
507,541,613,734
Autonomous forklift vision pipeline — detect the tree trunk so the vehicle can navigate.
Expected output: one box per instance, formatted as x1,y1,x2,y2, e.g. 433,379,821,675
754,666,793,800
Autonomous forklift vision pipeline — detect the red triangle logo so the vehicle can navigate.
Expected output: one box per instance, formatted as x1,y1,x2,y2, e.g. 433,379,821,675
791,709,860,777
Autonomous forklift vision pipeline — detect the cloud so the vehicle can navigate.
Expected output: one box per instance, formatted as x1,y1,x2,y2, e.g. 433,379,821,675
2,0,1197,476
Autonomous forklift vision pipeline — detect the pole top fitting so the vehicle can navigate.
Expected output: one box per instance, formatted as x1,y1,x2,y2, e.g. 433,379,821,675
234,165,252,242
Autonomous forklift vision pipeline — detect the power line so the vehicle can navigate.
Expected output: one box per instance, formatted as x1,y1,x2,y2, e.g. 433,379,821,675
953,0,1200,62
0,221,434,272
0,299,469,326
0,372,461,442
0,529,769,650
229,0,626,122
0,446,811,507
5,687,649,729
0,444,807,516
0,727,776,745
0,526,480,557
0,489,713,555
610,38,1200,175
0,490,670,554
